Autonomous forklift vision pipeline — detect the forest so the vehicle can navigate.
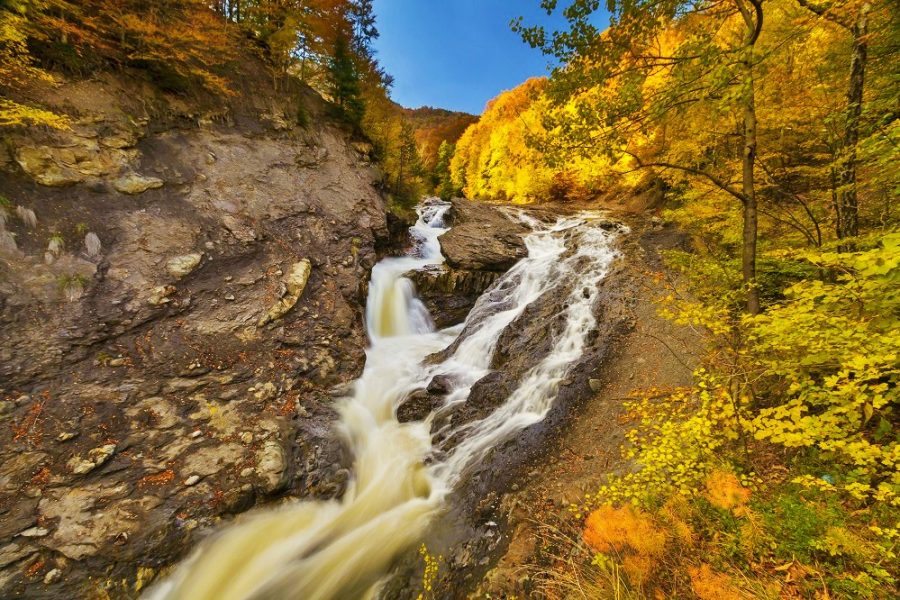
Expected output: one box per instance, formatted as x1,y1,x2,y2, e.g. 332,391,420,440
0,0,898,599
449,0,899,597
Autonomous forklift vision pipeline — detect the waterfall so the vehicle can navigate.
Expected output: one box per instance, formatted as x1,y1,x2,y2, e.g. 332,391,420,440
146,201,622,600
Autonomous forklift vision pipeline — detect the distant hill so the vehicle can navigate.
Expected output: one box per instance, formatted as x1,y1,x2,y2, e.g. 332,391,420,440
402,106,478,171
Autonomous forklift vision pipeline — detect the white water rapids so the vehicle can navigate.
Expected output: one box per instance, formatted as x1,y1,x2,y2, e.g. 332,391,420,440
148,201,622,600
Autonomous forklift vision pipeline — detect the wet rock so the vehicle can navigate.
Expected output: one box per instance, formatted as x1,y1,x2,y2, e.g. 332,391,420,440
163,378,207,394
113,173,164,194
183,475,200,487
439,199,528,271
38,484,161,560
256,440,288,495
409,266,502,328
396,389,441,423
0,543,37,568
427,374,453,395
0,453,48,493
588,378,602,392
0,498,38,539
165,253,203,278
222,484,256,514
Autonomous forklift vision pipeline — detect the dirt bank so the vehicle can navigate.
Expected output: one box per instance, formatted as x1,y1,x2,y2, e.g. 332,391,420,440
472,220,703,597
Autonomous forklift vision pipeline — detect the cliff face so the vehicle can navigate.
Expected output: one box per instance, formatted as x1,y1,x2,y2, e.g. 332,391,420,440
0,71,388,597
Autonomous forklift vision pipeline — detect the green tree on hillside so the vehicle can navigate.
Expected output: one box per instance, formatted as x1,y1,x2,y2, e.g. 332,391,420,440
328,32,365,126
433,140,456,200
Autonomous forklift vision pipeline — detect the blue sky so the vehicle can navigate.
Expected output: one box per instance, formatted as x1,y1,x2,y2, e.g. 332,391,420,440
371,1,584,115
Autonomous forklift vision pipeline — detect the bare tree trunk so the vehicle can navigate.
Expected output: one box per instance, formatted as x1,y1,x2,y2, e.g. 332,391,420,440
836,2,870,246
736,0,764,314
742,76,761,315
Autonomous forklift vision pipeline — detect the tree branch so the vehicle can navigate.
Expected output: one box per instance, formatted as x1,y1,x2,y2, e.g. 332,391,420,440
621,150,748,204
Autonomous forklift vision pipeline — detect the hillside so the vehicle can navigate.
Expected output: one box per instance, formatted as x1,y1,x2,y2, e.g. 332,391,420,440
403,106,478,171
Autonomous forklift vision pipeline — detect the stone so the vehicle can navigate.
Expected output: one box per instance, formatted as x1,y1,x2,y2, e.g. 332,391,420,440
588,378,602,393
258,259,312,326
253,382,278,401
15,147,83,187
113,173,164,195
38,484,159,560
108,358,126,367
67,444,116,475
0,543,37,568
18,527,49,538
183,475,200,486
426,374,453,395
255,440,288,494
44,568,62,584
240,432,253,445
182,444,244,478
148,285,177,306
163,378,207,394
57,432,78,443
438,199,528,271
166,253,203,278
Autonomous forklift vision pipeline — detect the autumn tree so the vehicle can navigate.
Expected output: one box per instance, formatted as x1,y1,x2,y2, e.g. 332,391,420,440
517,0,767,313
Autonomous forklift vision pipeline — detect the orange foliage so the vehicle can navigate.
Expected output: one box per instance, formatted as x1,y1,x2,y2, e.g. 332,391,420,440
704,470,751,513
138,469,175,487
584,504,668,557
689,563,745,600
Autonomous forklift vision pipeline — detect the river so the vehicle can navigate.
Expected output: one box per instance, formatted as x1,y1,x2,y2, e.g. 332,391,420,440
147,200,622,600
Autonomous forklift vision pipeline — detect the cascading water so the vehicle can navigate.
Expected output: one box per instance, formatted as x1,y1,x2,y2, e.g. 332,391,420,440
147,201,623,600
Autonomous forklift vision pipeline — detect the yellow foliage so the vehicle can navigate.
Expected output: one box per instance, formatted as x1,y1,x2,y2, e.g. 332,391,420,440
416,544,441,600
0,98,69,129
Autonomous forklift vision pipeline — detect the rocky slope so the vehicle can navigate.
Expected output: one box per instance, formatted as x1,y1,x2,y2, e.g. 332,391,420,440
0,71,388,598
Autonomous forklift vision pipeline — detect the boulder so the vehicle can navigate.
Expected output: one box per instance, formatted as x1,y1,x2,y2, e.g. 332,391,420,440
438,199,528,272
255,440,288,494
14,147,83,187
165,253,203,278
113,173,164,195
258,259,312,326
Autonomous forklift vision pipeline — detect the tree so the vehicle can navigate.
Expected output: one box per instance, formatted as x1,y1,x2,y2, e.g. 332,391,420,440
328,32,364,125
433,140,455,199
517,0,767,313
349,0,377,57
797,0,872,246
396,120,421,198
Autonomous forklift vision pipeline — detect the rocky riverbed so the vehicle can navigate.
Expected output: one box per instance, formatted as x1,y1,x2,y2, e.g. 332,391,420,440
0,67,542,596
